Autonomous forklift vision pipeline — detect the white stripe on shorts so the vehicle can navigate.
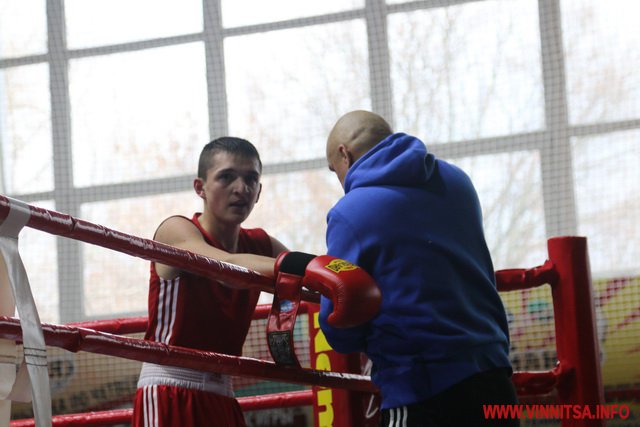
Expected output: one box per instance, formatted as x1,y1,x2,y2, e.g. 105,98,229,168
143,385,158,427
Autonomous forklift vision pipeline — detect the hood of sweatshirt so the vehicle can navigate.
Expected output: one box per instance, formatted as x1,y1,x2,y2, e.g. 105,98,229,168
344,132,436,194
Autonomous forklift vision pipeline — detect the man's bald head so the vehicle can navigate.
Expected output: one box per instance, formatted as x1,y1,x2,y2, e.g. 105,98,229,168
326,110,393,187
327,110,393,160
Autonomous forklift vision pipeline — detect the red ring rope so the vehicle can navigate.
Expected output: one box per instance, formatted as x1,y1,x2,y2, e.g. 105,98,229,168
0,316,377,393
0,196,319,303
9,391,314,427
62,302,307,334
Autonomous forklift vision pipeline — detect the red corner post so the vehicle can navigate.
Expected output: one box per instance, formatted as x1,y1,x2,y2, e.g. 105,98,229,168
547,236,605,426
308,304,380,427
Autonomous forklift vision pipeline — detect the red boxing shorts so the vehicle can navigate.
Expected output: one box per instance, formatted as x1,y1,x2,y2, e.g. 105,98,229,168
132,385,247,427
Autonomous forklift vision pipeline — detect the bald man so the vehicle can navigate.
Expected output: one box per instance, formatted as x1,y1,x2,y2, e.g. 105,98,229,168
320,111,518,426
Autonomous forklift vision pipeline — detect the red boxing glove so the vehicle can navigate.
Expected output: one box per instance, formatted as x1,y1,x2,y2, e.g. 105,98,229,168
304,255,381,328
274,252,381,328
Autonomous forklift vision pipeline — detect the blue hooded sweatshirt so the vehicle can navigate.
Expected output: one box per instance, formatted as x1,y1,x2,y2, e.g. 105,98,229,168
319,133,511,409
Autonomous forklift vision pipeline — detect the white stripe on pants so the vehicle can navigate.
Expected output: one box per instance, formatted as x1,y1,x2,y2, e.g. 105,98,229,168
388,406,408,427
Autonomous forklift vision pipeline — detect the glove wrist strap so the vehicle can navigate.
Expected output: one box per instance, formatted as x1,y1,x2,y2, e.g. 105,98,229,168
267,271,303,366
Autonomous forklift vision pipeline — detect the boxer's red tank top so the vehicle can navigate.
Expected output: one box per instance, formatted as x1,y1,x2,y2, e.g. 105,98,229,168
144,213,272,356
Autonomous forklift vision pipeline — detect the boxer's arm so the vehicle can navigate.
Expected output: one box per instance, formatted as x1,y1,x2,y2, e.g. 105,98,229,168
269,235,288,257
154,216,276,282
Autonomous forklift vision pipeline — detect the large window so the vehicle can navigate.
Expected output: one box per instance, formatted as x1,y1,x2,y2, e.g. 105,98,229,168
389,0,544,142
0,0,47,58
456,151,546,270
1,0,638,327
64,0,203,49
561,0,640,125
70,43,209,187
573,129,640,273
0,64,52,194
225,20,370,164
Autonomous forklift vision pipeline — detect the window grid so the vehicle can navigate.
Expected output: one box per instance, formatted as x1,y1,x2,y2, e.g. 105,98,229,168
0,0,637,320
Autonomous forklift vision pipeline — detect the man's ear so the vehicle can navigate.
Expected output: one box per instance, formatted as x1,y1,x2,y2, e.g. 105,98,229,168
338,144,354,168
255,183,263,204
193,178,205,200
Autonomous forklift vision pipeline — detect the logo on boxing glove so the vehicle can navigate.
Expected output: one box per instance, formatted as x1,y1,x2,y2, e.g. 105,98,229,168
324,259,358,273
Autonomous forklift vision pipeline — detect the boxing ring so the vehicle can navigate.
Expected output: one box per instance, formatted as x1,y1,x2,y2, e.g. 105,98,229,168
0,195,605,427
